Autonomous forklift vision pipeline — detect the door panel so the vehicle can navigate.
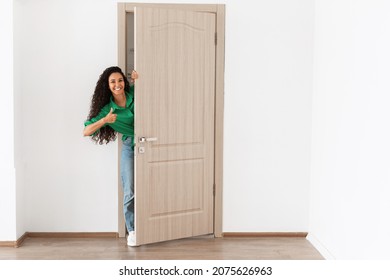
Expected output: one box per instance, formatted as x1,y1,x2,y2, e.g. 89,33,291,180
134,7,216,245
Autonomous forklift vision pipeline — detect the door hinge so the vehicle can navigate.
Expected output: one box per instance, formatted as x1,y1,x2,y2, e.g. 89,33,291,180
213,183,216,196
215,32,217,45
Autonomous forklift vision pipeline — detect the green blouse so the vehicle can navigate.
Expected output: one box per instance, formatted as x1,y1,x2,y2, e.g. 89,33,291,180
84,86,134,141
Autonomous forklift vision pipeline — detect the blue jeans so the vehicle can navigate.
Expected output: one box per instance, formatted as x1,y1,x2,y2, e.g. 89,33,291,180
120,137,134,232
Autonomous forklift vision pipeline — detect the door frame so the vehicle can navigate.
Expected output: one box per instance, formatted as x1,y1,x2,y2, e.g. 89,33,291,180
117,2,225,239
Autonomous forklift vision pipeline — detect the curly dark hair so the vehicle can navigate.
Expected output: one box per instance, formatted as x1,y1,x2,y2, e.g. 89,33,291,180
86,66,130,145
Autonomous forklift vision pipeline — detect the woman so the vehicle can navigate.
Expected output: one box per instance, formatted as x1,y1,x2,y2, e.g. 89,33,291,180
84,66,138,246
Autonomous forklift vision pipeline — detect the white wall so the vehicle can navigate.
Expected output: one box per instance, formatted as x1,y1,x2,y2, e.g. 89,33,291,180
0,0,17,241
14,0,120,232
309,0,390,259
223,0,314,232
10,0,314,236
13,0,25,239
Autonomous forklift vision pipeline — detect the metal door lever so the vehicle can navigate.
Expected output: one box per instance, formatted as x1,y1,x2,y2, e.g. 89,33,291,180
139,137,158,143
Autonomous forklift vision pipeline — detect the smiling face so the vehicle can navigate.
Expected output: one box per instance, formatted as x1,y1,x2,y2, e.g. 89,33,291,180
108,72,125,96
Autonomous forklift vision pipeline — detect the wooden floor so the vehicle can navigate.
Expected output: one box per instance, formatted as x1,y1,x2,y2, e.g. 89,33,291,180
0,235,323,260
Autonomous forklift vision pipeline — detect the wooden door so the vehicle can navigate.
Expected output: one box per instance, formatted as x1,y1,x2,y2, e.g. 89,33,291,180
134,7,216,245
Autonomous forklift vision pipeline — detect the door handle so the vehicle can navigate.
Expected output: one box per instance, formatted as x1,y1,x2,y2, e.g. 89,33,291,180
139,137,158,143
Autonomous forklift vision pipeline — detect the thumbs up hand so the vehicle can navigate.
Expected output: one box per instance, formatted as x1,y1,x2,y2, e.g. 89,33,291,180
104,108,117,124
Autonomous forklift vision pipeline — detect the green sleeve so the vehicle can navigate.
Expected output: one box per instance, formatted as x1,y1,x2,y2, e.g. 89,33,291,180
84,104,110,128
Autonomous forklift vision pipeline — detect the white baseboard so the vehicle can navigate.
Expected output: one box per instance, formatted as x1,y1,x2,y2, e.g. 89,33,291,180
306,233,335,260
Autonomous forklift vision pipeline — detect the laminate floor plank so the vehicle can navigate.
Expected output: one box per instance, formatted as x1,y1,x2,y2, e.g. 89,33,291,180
0,235,323,260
